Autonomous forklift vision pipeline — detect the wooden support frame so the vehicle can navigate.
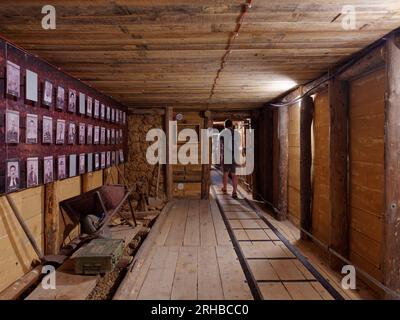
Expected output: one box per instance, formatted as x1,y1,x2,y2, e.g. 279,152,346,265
300,96,314,239
165,106,173,201
44,182,59,255
277,106,289,221
201,110,212,199
383,33,400,298
328,78,349,270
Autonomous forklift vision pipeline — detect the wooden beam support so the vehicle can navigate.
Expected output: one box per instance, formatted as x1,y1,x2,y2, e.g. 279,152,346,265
383,33,400,299
44,182,59,255
251,110,260,201
328,78,349,270
300,96,314,239
201,111,212,199
277,106,289,221
165,106,173,201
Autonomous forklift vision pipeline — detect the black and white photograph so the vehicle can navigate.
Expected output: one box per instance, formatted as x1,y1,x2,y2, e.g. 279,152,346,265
58,155,67,180
79,123,86,144
79,153,85,174
56,86,65,110
43,80,53,107
111,128,115,145
119,129,123,144
6,159,20,193
87,124,93,144
119,149,124,163
107,129,111,144
111,151,116,165
111,108,115,122
87,96,93,117
94,126,100,144
26,157,39,188
101,103,105,120
56,119,65,144
101,152,106,169
26,113,38,144
106,106,110,121
69,154,77,177
43,156,54,184
106,151,111,167
6,61,20,97
26,70,38,102
87,153,93,173
115,109,119,123
42,116,53,144
68,122,76,144
68,89,77,113
123,111,126,124
6,110,20,144
94,99,100,118
100,127,106,145
94,153,100,170
79,92,86,115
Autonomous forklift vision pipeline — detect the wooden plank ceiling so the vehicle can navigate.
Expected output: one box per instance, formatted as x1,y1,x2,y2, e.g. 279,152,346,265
0,0,399,109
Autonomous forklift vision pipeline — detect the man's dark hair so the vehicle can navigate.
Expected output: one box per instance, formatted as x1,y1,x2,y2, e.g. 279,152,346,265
224,119,233,128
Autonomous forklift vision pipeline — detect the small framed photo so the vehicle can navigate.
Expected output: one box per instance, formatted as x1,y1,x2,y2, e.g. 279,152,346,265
56,86,65,110
79,123,86,144
68,89,77,113
101,152,106,169
87,124,93,144
115,109,119,123
87,153,93,173
87,96,93,117
94,126,100,144
100,103,105,120
69,154,77,177
94,100,100,118
106,151,111,167
123,111,126,124
79,153,85,174
111,128,115,144
79,92,86,115
26,114,38,144
58,155,67,180
119,129,123,144
56,119,66,145
119,149,124,163
43,156,54,184
68,122,76,144
94,153,100,170
106,106,111,121
26,70,38,102
116,151,119,165
43,80,53,107
6,110,20,144
42,116,53,144
111,151,116,165
111,108,115,122
6,159,20,192
27,157,39,188
107,129,111,144
6,61,20,97
100,127,106,145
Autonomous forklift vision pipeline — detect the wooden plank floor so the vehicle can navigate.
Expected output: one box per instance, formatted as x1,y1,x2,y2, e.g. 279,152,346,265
122,199,252,300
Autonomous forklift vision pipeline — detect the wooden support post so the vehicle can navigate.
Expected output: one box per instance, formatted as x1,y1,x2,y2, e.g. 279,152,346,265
201,111,212,199
383,34,400,298
277,106,289,221
165,106,173,201
329,78,349,270
300,96,314,239
251,110,260,200
44,182,59,255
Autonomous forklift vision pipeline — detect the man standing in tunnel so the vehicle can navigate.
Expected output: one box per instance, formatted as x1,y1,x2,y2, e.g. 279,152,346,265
220,119,240,199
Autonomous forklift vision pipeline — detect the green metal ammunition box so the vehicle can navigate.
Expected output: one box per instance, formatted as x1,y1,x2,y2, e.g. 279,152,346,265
74,238,125,275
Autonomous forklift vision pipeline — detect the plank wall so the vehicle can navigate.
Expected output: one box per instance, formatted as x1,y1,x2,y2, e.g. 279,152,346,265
288,103,301,226
312,90,331,245
349,68,385,281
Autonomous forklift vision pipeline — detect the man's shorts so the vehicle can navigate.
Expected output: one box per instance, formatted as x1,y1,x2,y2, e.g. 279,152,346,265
222,164,236,173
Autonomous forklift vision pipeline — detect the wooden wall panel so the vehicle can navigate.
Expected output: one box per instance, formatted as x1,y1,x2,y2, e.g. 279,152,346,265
288,103,301,226
349,68,385,282
0,187,44,293
312,90,331,245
